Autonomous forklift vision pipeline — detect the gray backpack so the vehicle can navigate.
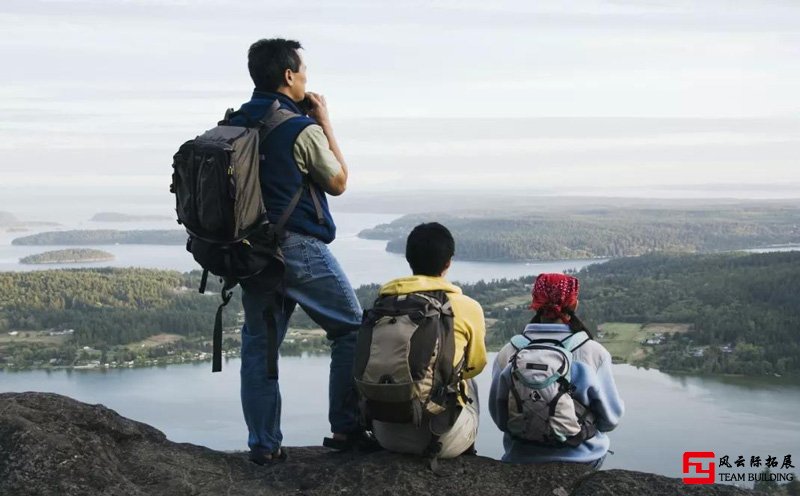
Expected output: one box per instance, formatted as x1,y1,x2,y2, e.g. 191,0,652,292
354,291,468,456
503,330,597,447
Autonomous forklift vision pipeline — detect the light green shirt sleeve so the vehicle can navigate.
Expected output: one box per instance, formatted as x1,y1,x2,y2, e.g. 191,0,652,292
293,124,342,185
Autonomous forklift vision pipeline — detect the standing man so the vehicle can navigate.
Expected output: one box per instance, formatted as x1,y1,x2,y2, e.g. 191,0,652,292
235,38,365,464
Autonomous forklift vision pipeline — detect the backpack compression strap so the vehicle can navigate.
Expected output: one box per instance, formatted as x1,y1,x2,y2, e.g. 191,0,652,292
212,278,236,372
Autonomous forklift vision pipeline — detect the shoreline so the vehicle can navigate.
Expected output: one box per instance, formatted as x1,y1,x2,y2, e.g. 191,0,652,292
21,257,115,265
4,352,798,383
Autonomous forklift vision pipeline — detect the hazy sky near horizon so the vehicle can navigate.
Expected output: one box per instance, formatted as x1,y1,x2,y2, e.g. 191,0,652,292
1,0,799,207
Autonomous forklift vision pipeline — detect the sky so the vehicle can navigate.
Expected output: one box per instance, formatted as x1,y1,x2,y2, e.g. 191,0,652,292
1,0,799,218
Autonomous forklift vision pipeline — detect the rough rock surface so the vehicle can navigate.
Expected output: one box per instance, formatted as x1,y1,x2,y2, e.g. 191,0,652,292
0,392,754,496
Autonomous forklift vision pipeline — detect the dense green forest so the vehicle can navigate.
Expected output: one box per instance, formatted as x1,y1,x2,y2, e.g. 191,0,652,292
360,205,800,261
12,229,186,245
478,252,800,376
0,269,227,346
2,251,799,376
20,249,115,264
579,251,800,376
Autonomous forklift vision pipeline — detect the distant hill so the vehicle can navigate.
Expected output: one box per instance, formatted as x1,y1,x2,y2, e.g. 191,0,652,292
0,211,58,229
12,230,186,246
0,211,19,226
360,205,800,261
20,249,115,265
90,212,172,222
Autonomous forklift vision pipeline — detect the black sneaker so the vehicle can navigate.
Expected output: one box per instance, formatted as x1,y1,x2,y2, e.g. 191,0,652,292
249,447,287,465
460,443,477,456
323,430,383,453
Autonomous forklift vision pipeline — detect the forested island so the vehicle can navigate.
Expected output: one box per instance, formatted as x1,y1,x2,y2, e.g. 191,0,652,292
20,249,115,265
359,205,800,261
1,251,798,377
12,229,186,246
90,212,172,222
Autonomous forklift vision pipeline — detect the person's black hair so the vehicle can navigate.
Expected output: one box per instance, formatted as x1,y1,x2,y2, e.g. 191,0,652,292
531,308,594,339
405,222,455,277
248,38,303,92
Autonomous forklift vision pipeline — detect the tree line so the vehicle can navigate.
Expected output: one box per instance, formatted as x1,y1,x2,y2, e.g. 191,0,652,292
360,206,800,261
2,251,799,376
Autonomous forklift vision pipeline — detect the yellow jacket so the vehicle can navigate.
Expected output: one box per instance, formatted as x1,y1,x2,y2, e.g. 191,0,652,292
379,275,487,380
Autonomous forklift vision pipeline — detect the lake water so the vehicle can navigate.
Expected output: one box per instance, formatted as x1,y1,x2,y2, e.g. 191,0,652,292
2,210,799,486
0,211,604,286
2,356,798,485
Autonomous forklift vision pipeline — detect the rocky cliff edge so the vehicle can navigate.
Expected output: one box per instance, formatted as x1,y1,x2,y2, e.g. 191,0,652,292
0,392,753,496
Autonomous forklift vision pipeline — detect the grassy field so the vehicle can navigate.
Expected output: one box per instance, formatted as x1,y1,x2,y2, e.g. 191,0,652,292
491,295,531,309
597,322,691,363
125,333,184,350
0,331,67,345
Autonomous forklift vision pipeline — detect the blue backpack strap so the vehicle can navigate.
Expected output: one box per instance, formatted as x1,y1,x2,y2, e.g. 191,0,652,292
560,331,591,353
510,334,531,351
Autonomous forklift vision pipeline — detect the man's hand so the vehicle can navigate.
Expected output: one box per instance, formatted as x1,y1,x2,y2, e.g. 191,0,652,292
305,92,330,126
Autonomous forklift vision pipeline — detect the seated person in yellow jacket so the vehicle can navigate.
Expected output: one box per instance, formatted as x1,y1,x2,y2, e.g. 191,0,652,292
355,222,487,458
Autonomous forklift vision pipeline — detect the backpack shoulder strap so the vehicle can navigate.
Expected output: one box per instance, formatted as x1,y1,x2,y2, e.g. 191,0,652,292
412,290,453,315
258,99,300,143
510,334,531,351
560,331,592,353
220,100,299,137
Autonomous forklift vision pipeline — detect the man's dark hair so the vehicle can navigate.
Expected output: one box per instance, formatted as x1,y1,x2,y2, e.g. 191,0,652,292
248,38,303,92
405,222,455,276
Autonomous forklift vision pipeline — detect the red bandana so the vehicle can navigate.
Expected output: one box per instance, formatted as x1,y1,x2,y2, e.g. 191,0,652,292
530,273,580,321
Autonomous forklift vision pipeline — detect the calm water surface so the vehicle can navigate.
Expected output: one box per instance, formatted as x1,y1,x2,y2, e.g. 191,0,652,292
2,356,798,484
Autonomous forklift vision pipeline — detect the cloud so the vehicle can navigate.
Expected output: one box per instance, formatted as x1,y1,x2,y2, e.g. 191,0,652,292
0,0,798,202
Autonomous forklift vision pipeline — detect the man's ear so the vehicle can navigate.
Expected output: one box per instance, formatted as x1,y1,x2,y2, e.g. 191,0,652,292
443,259,452,272
284,68,294,87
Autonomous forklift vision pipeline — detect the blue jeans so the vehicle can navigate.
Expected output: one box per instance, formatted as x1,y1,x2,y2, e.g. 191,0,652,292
240,231,363,454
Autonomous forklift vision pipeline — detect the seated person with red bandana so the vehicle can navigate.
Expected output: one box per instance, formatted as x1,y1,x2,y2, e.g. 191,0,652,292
489,273,624,468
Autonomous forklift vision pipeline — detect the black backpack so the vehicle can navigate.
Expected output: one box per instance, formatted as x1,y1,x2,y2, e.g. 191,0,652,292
354,291,469,461
170,100,322,374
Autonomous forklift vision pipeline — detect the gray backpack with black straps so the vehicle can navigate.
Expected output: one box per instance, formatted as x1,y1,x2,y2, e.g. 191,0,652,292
502,330,598,447
353,291,467,441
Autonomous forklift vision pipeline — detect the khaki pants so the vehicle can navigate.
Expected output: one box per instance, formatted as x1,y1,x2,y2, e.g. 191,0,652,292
372,379,479,459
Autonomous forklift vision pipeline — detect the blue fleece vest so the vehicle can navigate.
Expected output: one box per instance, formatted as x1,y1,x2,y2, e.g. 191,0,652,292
233,91,336,243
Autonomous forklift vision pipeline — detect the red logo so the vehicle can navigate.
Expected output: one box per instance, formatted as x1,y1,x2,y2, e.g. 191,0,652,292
683,451,716,484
